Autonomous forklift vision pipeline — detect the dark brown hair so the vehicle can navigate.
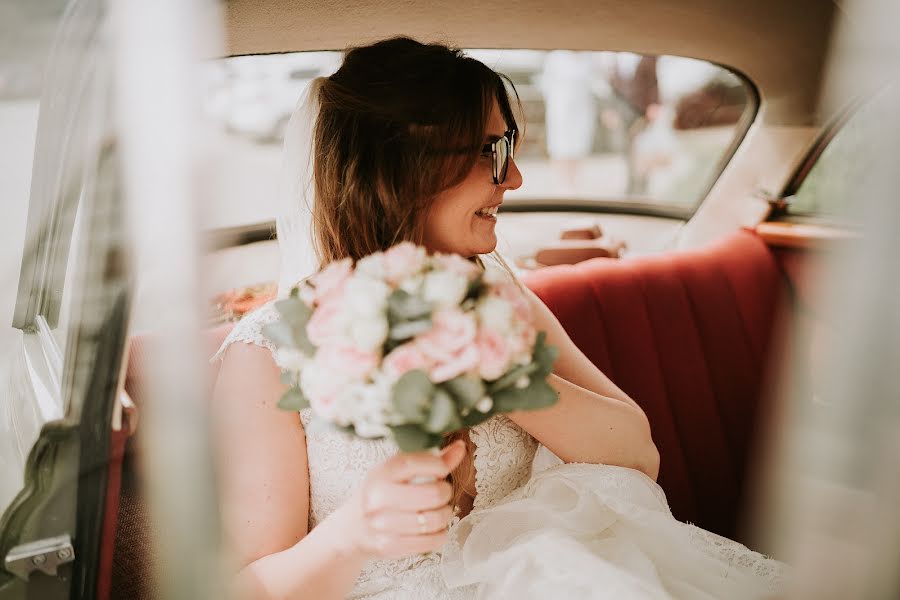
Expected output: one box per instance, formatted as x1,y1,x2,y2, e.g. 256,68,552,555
311,37,522,512
312,36,520,265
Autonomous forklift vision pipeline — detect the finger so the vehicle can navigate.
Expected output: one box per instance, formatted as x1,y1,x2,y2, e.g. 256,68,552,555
369,505,455,535
382,446,461,483
440,440,467,471
363,480,452,513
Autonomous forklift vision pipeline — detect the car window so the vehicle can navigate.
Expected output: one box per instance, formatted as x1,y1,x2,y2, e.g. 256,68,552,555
1,0,116,516
789,85,895,220
7,0,108,363
200,50,755,230
1,1,68,340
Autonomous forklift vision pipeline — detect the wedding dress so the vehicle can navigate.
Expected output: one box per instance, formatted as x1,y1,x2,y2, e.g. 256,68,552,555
214,303,786,599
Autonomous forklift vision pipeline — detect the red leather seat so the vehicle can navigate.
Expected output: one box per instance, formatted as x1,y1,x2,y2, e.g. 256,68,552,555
523,229,788,540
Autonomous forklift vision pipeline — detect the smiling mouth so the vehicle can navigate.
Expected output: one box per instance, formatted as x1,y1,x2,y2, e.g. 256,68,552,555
475,205,500,219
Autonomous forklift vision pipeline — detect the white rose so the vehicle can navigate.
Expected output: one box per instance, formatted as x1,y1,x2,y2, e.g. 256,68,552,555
363,380,391,410
354,418,390,439
298,283,317,307
350,314,389,351
423,271,469,307
300,366,347,421
334,384,369,427
399,273,425,295
356,252,387,280
477,296,513,334
345,275,390,317
351,382,391,437
274,347,307,372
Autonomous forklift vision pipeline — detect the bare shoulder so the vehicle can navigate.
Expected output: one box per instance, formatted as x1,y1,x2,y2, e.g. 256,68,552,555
216,341,286,406
213,341,311,566
523,286,562,330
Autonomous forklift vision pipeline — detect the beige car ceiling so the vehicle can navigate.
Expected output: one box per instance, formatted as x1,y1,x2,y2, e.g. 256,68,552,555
225,0,836,126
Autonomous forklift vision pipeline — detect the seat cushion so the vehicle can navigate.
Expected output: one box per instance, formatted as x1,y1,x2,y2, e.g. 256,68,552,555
523,229,788,539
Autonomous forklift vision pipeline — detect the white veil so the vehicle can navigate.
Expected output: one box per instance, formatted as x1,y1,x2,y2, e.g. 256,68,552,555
275,77,327,296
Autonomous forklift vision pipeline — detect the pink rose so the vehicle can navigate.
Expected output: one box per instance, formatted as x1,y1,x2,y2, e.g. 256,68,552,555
310,258,352,305
383,343,431,379
306,301,347,346
430,344,480,383
316,345,379,380
508,325,537,358
476,329,512,381
308,387,338,419
383,242,426,282
417,308,477,362
301,368,342,419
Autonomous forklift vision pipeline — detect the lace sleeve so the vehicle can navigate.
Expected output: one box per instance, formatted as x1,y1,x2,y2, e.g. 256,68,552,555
469,414,539,510
210,302,280,363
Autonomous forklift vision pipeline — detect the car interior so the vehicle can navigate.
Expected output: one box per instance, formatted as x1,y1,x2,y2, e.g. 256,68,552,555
114,0,853,594
3,0,887,598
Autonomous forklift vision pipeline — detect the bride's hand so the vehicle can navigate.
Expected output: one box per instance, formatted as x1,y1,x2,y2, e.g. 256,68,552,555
333,440,467,561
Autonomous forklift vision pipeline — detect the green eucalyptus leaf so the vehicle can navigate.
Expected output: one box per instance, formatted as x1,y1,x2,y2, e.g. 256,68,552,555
464,273,485,301
390,425,432,452
442,376,485,410
388,318,432,342
272,297,316,353
493,379,558,413
274,296,312,327
487,361,540,394
531,331,559,377
277,386,310,411
293,329,316,355
279,370,296,386
392,369,433,422
424,389,462,434
462,409,493,428
387,289,432,323
263,321,297,349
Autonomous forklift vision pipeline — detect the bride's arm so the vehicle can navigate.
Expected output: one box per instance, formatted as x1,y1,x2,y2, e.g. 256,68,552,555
505,289,660,479
213,343,367,600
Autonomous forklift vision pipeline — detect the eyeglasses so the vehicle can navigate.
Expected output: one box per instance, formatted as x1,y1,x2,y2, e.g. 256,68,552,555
482,130,516,185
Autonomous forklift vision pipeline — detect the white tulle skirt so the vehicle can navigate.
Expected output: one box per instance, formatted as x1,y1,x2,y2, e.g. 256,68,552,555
440,462,786,600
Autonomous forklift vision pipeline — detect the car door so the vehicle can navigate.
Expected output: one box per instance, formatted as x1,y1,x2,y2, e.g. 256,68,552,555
0,1,130,598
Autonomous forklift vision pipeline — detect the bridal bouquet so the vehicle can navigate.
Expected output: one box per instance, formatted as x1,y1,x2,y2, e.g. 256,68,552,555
263,242,558,452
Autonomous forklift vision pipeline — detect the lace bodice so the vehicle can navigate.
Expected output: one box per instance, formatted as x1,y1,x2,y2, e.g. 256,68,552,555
214,303,539,598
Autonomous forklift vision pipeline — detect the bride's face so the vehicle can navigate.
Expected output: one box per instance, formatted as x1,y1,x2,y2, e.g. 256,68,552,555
422,100,522,257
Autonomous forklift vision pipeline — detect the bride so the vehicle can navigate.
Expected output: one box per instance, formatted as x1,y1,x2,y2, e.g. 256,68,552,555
212,37,784,599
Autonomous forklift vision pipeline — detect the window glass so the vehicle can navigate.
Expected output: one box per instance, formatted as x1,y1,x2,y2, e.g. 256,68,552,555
791,85,895,220
0,1,69,334
200,50,754,230
4,0,108,355
0,0,70,522
54,188,86,349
